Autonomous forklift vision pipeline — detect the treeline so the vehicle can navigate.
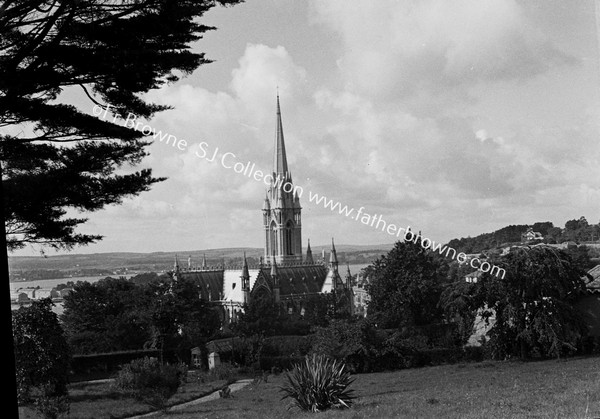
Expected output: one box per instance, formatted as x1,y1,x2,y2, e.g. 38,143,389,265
447,216,600,254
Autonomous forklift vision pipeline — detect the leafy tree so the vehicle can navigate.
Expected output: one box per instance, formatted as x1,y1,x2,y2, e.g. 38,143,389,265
443,246,589,359
236,290,286,336
1,0,241,251
366,238,447,330
13,299,71,419
531,221,554,237
301,293,338,328
61,277,152,353
62,275,220,359
130,271,166,285
145,276,220,363
563,245,594,271
545,226,563,244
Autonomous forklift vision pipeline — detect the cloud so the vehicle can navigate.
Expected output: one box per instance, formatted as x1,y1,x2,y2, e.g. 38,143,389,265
309,0,574,99
90,43,312,250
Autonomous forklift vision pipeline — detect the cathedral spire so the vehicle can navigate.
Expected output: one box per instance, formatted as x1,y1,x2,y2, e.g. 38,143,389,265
263,93,302,265
329,238,338,266
273,94,289,178
346,262,352,289
241,252,250,304
241,252,250,278
306,239,314,264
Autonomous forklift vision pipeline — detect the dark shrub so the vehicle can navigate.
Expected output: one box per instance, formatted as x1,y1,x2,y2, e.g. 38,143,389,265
194,363,240,385
260,356,305,371
112,357,186,411
262,335,313,357
310,319,377,370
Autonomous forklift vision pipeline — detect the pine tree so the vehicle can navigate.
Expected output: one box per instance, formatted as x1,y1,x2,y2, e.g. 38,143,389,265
1,0,242,251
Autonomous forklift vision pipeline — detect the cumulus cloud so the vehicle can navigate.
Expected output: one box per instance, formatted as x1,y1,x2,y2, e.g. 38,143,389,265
309,0,574,99
89,43,312,250
34,3,596,256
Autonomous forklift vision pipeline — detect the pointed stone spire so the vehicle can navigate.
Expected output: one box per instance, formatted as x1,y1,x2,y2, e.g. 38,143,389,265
346,263,352,289
263,191,271,210
329,238,338,265
271,251,280,303
241,252,250,304
305,239,314,264
241,252,250,280
174,254,180,272
202,253,207,269
273,93,289,178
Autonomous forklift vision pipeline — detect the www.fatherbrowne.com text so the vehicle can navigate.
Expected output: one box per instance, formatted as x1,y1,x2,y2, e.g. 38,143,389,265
93,105,506,279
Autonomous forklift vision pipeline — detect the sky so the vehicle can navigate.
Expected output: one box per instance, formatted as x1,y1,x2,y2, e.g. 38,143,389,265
12,0,600,257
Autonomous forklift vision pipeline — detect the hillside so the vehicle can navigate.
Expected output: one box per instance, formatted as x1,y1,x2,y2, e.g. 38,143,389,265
446,216,600,254
7,243,395,281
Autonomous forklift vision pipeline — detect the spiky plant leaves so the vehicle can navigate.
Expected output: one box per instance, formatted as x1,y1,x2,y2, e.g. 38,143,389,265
279,353,355,412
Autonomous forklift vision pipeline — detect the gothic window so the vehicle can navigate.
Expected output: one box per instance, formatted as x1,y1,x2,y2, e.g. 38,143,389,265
270,221,277,257
284,220,293,255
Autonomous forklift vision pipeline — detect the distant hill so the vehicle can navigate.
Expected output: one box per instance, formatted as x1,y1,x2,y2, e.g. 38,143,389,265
447,217,600,254
7,243,395,281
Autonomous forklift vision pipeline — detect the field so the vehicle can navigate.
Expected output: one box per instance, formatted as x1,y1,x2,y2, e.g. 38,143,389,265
17,356,600,419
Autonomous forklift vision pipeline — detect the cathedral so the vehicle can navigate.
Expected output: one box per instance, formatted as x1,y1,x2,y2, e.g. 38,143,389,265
173,96,353,324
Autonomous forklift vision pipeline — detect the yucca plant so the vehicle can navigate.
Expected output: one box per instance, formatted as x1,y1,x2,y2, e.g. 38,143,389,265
279,353,355,412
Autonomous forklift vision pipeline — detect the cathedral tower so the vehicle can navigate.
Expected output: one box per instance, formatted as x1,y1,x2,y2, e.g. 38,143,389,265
263,95,302,265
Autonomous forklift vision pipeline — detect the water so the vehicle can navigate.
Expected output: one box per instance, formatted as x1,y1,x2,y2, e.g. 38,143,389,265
9,275,135,316
9,275,134,292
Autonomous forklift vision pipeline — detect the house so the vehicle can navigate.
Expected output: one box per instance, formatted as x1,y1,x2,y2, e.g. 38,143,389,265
58,288,73,298
465,270,483,283
521,227,543,242
190,347,203,368
10,291,30,303
352,285,370,317
34,289,60,299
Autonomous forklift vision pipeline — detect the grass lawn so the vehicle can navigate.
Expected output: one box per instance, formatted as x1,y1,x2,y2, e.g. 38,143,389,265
17,370,230,419
17,356,600,418
158,356,600,419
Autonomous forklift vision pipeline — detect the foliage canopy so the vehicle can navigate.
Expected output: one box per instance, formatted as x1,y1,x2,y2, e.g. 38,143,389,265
1,0,241,251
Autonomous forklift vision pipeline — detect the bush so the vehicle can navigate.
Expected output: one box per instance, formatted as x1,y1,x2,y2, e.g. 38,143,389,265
260,356,305,371
311,319,375,363
262,335,313,357
280,354,355,412
195,363,240,385
112,357,186,411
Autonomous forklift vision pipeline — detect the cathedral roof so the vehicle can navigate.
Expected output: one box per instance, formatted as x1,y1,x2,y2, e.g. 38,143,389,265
180,264,330,302
250,264,329,297
182,270,225,301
